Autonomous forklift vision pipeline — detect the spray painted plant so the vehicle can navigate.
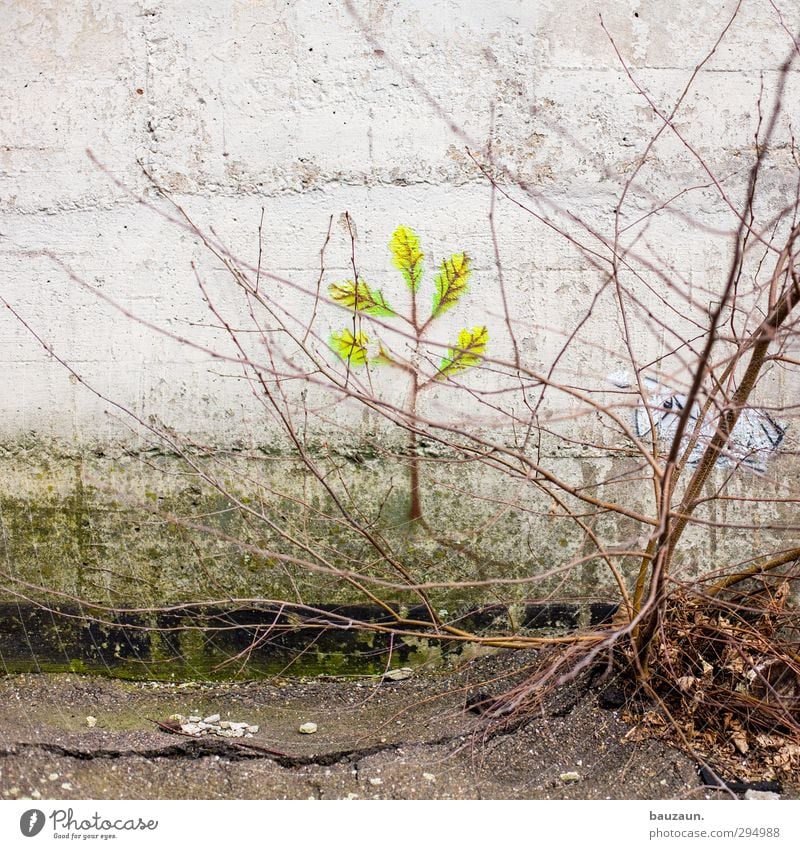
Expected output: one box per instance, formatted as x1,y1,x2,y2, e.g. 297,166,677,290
328,225,489,521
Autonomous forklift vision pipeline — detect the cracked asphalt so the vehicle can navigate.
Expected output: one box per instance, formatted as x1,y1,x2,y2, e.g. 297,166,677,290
0,651,712,799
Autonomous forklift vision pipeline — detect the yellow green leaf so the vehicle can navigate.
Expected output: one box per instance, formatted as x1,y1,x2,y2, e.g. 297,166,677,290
431,253,471,318
329,279,395,316
437,325,489,379
329,328,370,365
389,225,424,291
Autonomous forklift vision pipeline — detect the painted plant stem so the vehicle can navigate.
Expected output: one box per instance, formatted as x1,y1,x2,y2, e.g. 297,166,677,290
329,225,488,522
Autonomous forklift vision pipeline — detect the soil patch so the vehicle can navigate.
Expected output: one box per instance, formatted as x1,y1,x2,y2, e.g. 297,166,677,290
0,650,794,800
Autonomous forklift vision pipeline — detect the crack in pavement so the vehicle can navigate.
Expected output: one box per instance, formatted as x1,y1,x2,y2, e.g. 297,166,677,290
0,710,538,771
0,677,593,773
0,734,449,770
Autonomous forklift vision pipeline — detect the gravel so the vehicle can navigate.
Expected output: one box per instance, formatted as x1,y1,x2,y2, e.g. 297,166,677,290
177,713,259,739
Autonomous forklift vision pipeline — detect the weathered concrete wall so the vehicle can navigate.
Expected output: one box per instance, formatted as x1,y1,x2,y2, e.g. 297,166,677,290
1,0,799,609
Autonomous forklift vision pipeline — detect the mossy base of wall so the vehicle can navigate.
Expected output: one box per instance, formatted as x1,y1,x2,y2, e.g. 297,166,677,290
0,445,789,615
0,446,642,610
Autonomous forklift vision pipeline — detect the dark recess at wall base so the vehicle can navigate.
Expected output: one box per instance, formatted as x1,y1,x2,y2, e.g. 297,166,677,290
0,602,618,679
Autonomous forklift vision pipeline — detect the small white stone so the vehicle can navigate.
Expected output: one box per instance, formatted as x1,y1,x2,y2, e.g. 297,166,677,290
168,713,184,723
744,790,780,800
31,790,41,800
203,714,220,724
369,777,382,786
188,715,201,723
384,667,414,681
422,772,436,782
60,783,72,790
246,724,259,733
85,715,97,728
299,722,318,734
219,721,231,729
559,772,581,783
47,773,59,781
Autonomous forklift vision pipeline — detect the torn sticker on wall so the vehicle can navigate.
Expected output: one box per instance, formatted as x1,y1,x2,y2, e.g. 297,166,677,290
607,371,786,473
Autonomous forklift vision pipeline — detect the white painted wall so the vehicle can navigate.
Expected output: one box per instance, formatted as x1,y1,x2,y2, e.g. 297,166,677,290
1,0,798,451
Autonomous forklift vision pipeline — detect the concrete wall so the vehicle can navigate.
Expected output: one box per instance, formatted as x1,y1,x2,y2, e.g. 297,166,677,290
1,0,799,609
